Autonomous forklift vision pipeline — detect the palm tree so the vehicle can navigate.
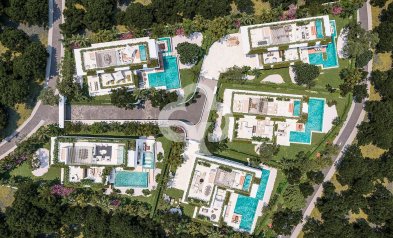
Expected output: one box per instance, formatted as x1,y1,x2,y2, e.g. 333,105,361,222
91,28,118,43
240,13,255,25
68,34,90,48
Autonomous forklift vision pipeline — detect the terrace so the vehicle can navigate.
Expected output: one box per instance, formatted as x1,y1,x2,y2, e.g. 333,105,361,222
68,166,104,183
236,116,274,140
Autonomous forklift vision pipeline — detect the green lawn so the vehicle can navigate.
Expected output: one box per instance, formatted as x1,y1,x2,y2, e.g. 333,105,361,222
165,188,184,199
10,162,61,181
72,94,112,105
180,62,201,102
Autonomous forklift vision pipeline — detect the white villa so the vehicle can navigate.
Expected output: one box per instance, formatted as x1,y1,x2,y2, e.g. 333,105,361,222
240,15,336,68
222,89,338,146
179,154,277,234
74,37,181,96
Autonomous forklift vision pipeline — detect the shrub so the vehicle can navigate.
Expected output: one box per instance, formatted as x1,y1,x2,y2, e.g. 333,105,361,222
142,189,151,196
126,189,134,195
293,63,320,87
157,152,164,161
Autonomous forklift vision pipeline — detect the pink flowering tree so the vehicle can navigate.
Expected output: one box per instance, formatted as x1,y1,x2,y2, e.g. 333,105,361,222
50,184,74,197
332,5,343,16
110,199,121,207
175,27,185,36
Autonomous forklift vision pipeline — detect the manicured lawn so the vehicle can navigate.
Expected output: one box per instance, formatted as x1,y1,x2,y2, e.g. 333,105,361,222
165,188,184,199
0,186,15,211
314,58,351,89
360,144,386,159
254,67,291,84
180,67,199,101
10,162,61,181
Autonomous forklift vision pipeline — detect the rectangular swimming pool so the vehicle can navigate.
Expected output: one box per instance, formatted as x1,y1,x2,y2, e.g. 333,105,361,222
316,20,324,39
289,98,325,144
139,45,147,61
256,169,271,200
293,100,301,117
148,56,181,89
242,174,252,191
114,171,148,188
309,20,338,69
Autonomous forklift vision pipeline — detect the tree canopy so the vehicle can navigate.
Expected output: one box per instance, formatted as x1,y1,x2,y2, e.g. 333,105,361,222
292,63,320,87
176,42,203,65
5,0,48,26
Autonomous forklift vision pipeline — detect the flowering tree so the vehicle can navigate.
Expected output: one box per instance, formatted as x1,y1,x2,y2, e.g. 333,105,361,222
332,5,343,16
50,184,74,197
280,4,297,21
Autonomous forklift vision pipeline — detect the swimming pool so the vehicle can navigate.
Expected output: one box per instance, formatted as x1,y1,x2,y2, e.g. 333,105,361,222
158,37,172,53
256,169,271,200
309,20,338,69
293,100,301,117
147,56,181,89
139,45,147,61
234,195,259,232
114,171,148,188
242,174,252,191
289,98,325,144
143,151,154,169
316,20,324,39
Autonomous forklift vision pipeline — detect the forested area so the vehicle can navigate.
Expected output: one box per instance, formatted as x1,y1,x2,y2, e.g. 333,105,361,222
298,1,393,237
0,1,48,137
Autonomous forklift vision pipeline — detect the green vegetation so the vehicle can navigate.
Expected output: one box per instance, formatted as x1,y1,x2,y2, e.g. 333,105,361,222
292,63,320,88
176,42,203,65
0,186,15,212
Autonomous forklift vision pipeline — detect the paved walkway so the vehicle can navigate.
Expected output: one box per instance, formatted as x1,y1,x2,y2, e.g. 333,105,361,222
290,2,372,237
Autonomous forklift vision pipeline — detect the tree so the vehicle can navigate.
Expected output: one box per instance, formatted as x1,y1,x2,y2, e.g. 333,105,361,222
234,0,255,14
123,3,153,29
284,167,302,185
57,50,85,102
196,0,230,20
176,42,203,65
365,184,393,225
0,27,30,52
13,42,48,80
355,50,373,68
339,67,366,96
148,89,178,109
283,185,306,210
343,21,379,59
371,0,388,7
293,63,320,87
38,88,59,106
60,5,85,37
357,101,393,149
272,209,302,235
370,69,393,100
352,84,368,103
307,170,324,184
5,0,48,26
299,182,314,197
110,87,138,109
82,0,116,32
0,104,8,132
219,66,250,82
268,0,297,9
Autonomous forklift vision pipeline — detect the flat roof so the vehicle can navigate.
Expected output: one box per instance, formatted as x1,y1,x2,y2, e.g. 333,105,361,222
240,15,331,54
74,37,158,76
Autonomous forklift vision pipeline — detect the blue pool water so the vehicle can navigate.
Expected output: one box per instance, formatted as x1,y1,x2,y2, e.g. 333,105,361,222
139,45,147,61
316,20,324,39
114,171,148,188
293,100,301,117
234,169,271,232
256,169,271,200
158,37,172,53
142,151,155,169
242,174,252,191
234,195,259,232
309,20,338,69
290,98,325,144
148,56,181,89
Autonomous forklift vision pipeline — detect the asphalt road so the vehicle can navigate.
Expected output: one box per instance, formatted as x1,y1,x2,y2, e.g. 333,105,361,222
290,2,371,237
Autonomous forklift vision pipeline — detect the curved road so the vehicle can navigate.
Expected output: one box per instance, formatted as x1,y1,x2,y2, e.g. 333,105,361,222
0,0,63,159
290,1,372,237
